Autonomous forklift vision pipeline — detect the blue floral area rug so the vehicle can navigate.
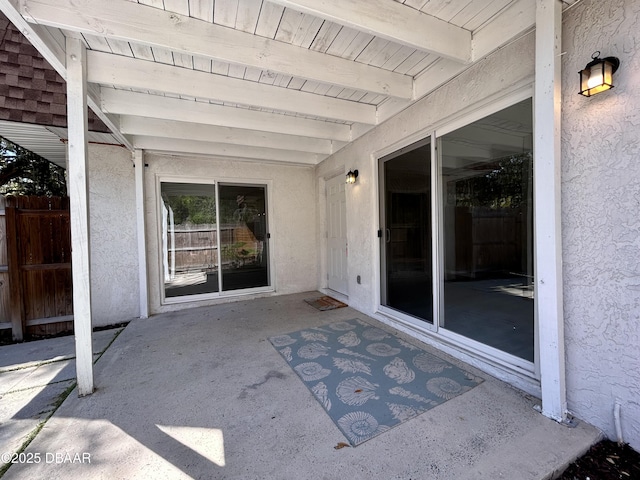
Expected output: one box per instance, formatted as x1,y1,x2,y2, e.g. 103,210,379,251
269,318,483,446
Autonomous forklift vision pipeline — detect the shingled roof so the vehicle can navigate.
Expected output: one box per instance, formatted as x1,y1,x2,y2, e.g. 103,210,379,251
0,11,110,133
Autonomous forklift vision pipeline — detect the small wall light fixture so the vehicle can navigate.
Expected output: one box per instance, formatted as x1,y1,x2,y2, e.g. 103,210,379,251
579,51,620,97
346,169,359,184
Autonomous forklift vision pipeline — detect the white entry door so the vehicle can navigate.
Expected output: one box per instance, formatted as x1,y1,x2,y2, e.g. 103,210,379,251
326,174,348,295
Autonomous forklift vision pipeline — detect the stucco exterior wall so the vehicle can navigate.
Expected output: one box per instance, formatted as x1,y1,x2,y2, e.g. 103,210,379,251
561,0,640,450
144,154,317,314
88,143,140,326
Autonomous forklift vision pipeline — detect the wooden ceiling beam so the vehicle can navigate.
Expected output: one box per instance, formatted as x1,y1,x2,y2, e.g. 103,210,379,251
100,89,352,142
87,51,376,125
120,116,335,155
472,0,536,60
20,0,413,99
132,136,325,165
269,0,471,63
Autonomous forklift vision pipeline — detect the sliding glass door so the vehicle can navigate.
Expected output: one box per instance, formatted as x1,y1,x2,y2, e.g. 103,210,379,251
218,184,269,291
379,139,433,323
161,182,219,298
439,98,534,361
378,97,535,365
161,181,269,300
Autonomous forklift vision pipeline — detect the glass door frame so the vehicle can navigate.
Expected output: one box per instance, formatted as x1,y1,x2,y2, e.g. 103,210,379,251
375,86,538,379
434,90,537,377
217,181,271,293
376,135,439,333
156,175,274,306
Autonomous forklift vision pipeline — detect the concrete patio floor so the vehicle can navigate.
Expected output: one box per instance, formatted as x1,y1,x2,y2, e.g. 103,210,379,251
1,292,601,479
0,328,123,470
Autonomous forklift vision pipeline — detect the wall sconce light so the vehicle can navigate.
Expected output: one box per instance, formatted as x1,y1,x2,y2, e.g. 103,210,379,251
579,51,620,97
346,169,358,184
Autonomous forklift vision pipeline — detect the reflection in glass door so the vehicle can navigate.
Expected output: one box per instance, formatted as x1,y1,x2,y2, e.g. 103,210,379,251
161,182,219,298
161,181,269,300
379,139,432,323
439,98,534,361
218,184,269,291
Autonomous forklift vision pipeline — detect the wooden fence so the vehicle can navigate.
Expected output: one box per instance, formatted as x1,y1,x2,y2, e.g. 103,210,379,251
454,206,528,279
167,223,261,275
0,197,10,333
2,196,73,341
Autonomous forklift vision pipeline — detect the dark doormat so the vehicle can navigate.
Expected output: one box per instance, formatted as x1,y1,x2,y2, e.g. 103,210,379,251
304,296,347,311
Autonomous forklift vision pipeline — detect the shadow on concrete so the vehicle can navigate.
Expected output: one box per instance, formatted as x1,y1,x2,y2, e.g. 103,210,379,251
1,293,602,480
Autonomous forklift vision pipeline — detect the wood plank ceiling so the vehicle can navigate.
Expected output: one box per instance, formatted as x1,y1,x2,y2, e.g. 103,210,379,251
1,0,579,165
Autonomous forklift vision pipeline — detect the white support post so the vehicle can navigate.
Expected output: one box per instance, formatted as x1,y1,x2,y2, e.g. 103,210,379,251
169,206,175,280
66,36,94,396
534,0,566,422
134,149,149,318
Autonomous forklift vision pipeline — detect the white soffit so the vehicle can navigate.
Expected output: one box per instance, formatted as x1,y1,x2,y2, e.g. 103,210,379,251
0,120,67,167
